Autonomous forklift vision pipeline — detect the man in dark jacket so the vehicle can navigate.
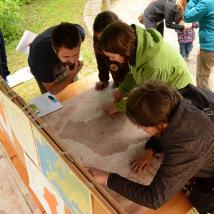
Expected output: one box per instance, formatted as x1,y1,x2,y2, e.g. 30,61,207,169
28,22,85,94
87,80,214,213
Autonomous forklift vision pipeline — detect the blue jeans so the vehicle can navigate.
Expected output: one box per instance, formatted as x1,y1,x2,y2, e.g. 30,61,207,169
0,31,10,80
179,42,193,58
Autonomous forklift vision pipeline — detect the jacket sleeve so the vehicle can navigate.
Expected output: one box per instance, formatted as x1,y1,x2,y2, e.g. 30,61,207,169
164,2,184,30
115,72,136,112
107,139,204,209
145,137,162,153
184,0,208,23
179,84,214,110
118,72,136,96
95,52,110,82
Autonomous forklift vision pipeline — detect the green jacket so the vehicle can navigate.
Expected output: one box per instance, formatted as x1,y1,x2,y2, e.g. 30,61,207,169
116,25,193,112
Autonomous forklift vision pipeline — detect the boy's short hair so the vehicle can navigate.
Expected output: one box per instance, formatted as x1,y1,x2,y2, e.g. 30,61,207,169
98,22,136,60
51,22,82,52
126,80,183,127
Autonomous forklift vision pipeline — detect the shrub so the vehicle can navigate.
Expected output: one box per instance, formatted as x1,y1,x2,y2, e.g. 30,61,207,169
0,0,24,43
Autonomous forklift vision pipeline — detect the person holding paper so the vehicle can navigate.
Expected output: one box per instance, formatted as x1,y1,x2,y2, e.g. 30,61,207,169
28,22,85,94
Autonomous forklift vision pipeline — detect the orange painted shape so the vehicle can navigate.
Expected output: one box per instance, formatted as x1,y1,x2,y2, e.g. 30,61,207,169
64,205,72,214
0,129,16,158
0,100,7,124
43,187,58,214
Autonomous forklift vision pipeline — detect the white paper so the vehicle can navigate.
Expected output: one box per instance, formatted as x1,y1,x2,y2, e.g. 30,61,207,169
16,30,37,54
29,92,63,117
7,67,34,87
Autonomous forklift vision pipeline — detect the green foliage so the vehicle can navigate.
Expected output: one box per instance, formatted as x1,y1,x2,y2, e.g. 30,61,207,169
0,0,24,43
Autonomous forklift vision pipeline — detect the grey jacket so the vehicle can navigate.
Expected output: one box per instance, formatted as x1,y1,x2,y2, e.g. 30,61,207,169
107,87,214,209
143,0,184,30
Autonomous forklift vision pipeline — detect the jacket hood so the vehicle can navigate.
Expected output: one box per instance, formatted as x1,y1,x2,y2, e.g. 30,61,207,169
133,25,163,67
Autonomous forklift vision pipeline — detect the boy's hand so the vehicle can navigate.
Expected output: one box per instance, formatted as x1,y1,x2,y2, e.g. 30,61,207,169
130,149,154,174
86,167,109,186
95,81,109,90
103,103,118,115
113,90,123,102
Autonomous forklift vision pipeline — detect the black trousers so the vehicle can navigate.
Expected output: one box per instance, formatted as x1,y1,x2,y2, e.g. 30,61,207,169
183,177,214,214
0,31,10,80
157,21,164,37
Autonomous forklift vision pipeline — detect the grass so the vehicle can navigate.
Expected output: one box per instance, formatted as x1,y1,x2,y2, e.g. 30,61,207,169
6,0,97,102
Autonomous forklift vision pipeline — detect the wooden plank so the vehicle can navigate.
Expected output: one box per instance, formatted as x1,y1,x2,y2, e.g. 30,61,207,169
0,129,45,213
55,73,96,102
0,141,41,213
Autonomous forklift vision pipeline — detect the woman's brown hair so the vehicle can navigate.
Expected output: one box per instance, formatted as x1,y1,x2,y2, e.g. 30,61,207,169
98,21,136,61
126,80,183,127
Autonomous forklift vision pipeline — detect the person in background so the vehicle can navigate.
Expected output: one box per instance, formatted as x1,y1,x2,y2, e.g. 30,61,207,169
93,11,129,90
97,21,192,115
138,0,191,36
28,22,85,94
0,31,10,81
184,0,214,90
176,20,199,60
87,80,214,213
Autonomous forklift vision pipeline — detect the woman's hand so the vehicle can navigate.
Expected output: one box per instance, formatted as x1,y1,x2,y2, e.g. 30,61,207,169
86,167,109,185
130,149,154,174
103,103,118,115
95,81,109,90
113,90,124,102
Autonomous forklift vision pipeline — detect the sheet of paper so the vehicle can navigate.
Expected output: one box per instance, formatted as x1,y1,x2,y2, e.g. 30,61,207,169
7,67,34,87
16,30,37,54
29,92,63,117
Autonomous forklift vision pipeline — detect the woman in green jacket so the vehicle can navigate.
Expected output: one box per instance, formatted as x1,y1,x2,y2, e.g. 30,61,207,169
98,21,193,114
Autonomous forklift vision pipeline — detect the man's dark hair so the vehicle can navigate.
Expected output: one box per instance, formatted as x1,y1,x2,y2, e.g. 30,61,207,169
51,22,82,52
126,80,183,127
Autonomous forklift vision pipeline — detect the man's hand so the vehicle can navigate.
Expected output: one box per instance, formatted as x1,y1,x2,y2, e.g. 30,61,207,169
130,149,154,174
95,81,109,90
86,167,109,186
67,60,84,82
103,103,118,115
113,90,124,102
